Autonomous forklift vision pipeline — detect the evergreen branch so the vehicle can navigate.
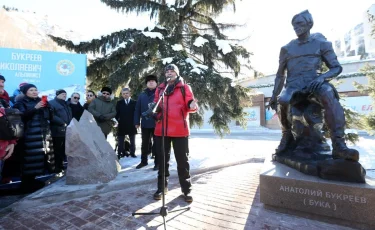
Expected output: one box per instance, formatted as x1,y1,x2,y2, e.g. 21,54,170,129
192,0,235,14
189,11,226,39
49,28,141,55
100,0,167,18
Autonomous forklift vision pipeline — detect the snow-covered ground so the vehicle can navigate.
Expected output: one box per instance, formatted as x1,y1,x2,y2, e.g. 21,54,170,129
106,128,375,180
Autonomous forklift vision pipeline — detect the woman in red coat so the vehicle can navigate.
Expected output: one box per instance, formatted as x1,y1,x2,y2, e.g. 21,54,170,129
153,64,198,203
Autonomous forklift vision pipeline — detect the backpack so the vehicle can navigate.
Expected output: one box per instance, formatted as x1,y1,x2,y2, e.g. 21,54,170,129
0,107,24,140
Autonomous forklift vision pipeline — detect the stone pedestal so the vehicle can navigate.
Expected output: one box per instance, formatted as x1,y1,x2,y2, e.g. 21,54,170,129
260,155,375,226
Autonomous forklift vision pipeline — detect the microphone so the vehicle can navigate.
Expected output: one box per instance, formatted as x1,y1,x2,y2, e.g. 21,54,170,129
166,77,171,82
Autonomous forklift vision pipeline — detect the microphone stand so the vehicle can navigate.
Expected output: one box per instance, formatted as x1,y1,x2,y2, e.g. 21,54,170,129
132,81,190,230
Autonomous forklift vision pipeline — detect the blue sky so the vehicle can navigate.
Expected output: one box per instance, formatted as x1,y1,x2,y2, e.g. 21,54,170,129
1,0,374,74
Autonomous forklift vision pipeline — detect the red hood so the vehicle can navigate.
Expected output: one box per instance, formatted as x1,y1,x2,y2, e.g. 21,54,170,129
0,90,10,103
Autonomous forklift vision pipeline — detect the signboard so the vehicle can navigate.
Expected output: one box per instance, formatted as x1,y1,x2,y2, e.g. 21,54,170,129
0,48,86,101
340,96,373,115
244,106,261,127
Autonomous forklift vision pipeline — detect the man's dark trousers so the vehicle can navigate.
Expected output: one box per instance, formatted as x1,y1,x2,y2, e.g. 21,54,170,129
118,135,135,155
141,128,158,165
53,137,65,172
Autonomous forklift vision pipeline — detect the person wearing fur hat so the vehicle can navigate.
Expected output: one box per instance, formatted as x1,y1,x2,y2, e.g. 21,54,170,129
152,64,198,203
88,87,116,138
49,89,72,174
134,75,159,170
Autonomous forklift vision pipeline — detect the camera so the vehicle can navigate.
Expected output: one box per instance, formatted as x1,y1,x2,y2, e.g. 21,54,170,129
142,102,157,119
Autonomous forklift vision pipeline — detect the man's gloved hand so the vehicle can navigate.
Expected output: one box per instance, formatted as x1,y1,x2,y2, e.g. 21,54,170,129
268,95,278,111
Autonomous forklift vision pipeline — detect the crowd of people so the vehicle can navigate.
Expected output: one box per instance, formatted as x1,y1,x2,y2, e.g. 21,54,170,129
0,63,198,202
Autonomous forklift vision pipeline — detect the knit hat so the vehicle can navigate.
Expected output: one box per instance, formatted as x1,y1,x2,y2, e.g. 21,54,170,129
164,64,180,76
101,86,112,95
0,75,5,82
21,84,37,94
56,89,67,96
19,82,28,88
145,75,158,84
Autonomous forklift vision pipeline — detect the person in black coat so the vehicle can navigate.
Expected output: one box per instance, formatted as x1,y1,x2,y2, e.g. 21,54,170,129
67,92,84,121
115,88,137,158
49,89,72,174
134,75,158,170
13,84,55,192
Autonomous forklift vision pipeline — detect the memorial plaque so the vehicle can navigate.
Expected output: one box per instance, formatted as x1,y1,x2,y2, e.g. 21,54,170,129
260,155,375,226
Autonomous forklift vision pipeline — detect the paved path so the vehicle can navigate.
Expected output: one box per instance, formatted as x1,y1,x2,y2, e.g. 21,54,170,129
0,163,357,230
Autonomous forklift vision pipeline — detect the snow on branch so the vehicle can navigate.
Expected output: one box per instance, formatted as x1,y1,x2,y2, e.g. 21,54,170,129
162,57,174,64
215,40,232,54
142,31,163,39
171,44,183,51
193,36,209,47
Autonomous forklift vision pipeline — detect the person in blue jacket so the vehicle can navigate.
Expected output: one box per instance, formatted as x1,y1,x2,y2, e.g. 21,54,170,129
134,75,159,170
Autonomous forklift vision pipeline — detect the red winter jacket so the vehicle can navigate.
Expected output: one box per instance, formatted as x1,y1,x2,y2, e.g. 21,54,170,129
154,77,197,137
0,108,17,159
0,90,10,105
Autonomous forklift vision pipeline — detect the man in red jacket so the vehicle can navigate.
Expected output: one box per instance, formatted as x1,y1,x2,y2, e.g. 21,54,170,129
0,75,16,183
153,64,198,203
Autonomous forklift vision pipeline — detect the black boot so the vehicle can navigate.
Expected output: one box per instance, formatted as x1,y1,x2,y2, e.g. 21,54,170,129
136,162,148,169
275,130,294,154
276,104,293,155
332,138,359,161
153,188,168,200
184,192,193,203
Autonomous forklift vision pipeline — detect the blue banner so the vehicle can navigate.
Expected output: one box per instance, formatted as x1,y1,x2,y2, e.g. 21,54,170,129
0,48,86,100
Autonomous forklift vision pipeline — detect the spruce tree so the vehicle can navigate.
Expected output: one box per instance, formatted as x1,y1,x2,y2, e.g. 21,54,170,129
49,0,252,136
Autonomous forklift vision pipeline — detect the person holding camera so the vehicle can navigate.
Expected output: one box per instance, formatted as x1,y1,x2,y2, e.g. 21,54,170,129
134,75,159,170
13,84,55,192
88,87,116,139
153,64,198,203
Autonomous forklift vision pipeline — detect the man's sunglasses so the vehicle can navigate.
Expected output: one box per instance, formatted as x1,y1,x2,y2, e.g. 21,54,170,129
73,97,80,100
87,94,94,97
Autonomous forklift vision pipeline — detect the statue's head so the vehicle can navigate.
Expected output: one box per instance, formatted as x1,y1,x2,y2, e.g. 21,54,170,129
291,10,313,37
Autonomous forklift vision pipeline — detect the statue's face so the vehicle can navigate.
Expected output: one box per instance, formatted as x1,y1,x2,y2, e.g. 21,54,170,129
292,15,310,37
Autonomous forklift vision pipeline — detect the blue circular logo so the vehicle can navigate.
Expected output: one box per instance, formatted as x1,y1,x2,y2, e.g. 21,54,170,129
56,60,75,76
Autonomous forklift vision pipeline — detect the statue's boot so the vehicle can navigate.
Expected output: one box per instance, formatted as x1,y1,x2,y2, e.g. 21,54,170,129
275,104,294,155
318,141,331,151
276,130,294,155
315,85,359,162
332,135,359,162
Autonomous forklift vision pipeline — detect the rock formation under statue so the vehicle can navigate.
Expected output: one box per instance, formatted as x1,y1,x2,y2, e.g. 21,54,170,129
65,110,121,185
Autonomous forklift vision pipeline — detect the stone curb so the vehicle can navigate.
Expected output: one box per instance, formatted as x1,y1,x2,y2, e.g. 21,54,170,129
6,157,265,212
